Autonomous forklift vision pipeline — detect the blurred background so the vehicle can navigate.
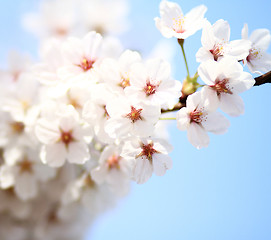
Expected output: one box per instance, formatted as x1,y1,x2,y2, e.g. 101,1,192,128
0,0,271,239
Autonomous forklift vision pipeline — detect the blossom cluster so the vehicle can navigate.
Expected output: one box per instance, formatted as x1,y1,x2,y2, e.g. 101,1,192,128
0,0,270,239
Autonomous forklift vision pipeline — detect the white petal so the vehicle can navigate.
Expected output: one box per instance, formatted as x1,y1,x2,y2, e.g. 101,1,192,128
201,111,230,134
91,166,107,184
241,23,249,39
219,94,244,117
67,142,90,164
213,19,230,41
250,29,271,50
176,108,190,131
201,86,219,112
133,157,152,184
35,119,60,144
0,165,16,188
187,122,209,149
227,39,251,60
198,60,218,85
33,163,56,182
40,143,67,167
15,173,37,201
201,21,215,50
152,153,172,176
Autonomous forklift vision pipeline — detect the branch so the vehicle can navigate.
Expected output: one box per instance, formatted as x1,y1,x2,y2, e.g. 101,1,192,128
161,70,271,114
254,70,271,86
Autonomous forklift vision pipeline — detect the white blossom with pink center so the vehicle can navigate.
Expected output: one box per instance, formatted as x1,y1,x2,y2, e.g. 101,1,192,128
35,105,93,167
155,1,207,39
121,137,173,184
196,20,251,62
91,144,132,196
104,96,161,139
198,57,255,116
99,50,141,94
0,147,56,201
57,31,103,82
242,23,271,74
176,91,230,149
125,58,181,108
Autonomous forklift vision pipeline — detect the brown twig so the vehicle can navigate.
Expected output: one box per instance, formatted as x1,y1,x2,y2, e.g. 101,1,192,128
254,70,271,86
161,70,271,114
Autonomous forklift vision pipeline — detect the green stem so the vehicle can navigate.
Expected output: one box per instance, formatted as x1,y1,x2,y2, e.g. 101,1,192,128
159,117,176,120
178,38,190,79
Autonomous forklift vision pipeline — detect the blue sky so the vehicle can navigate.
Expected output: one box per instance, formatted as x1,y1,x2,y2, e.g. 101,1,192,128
0,1,271,240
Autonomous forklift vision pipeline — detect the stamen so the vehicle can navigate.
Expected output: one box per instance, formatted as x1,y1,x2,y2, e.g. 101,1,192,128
172,16,185,33
78,58,95,71
211,78,233,95
247,47,261,62
59,129,75,148
19,158,32,173
125,106,143,123
144,79,158,96
190,108,207,123
107,154,121,170
210,43,224,61
119,74,130,89
136,142,160,163
10,122,25,134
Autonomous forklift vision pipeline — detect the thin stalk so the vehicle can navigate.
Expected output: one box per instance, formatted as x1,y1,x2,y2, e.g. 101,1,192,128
178,38,190,79
159,117,176,120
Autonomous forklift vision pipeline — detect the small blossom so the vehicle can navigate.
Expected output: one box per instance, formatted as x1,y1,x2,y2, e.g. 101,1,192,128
198,57,255,116
155,1,207,39
125,58,181,108
242,23,271,74
121,137,173,184
91,145,132,195
35,105,92,167
104,97,161,139
176,91,230,149
196,20,251,62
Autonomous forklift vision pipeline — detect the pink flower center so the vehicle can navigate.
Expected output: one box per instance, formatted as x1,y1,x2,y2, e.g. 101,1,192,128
211,78,232,95
210,43,224,61
125,106,143,123
246,47,260,62
107,154,121,170
136,142,159,162
190,108,207,123
144,80,158,96
60,130,74,147
79,58,95,71
19,158,33,173
119,75,130,89
10,121,25,134
172,17,185,33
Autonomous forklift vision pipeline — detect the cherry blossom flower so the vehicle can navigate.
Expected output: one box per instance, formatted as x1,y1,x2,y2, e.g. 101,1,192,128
196,20,251,62
125,58,181,108
91,144,132,195
155,1,207,39
35,105,92,167
242,23,271,74
57,31,103,82
80,0,129,35
99,50,141,94
82,84,116,144
0,148,56,201
121,137,173,184
23,0,78,39
176,91,230,149
61,173,116,215
198,57,255,116
104,97,161,139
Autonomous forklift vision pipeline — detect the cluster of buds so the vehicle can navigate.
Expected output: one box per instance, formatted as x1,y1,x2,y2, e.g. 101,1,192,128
0,0,270,239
